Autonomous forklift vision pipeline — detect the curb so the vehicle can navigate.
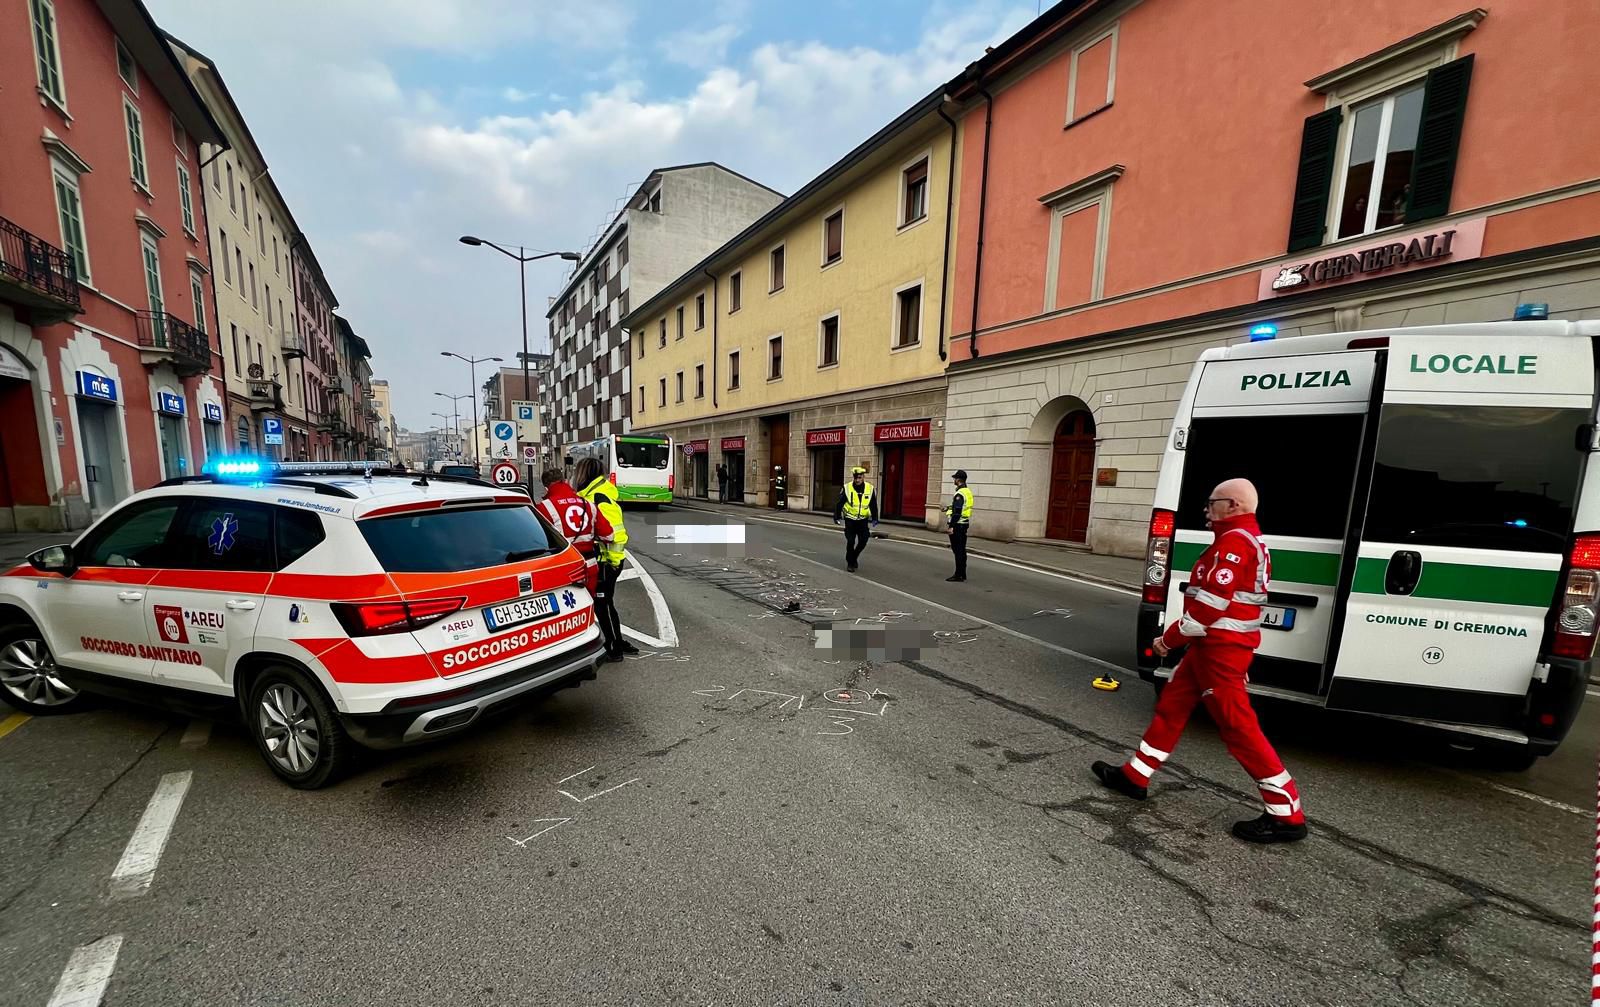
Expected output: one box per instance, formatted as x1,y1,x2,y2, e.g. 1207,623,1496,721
662,500,1143,592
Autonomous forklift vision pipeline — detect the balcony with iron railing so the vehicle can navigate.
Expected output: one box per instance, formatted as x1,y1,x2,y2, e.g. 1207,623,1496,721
136,310,211,377
0,216,82,323
281,328,306,359
245,364,286,412
314,409,346,435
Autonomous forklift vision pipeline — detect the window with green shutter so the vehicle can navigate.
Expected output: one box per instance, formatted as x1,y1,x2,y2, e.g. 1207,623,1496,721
1285,108,1342,253
1405,55,1475,224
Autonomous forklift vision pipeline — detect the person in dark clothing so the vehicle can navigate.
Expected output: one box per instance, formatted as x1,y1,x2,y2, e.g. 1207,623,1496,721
832,465,879,572
944,470,974,582
715,463,728,503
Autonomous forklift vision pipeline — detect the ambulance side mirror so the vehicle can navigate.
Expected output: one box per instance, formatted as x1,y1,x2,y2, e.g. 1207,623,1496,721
29,544,75,576
1577,424,1597,453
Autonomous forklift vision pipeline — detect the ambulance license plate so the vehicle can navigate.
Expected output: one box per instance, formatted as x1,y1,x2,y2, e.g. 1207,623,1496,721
484,593,558,630
1261,606,1295,631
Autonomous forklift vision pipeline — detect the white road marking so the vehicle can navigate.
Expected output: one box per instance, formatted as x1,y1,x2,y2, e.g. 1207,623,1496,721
179,720,211,748
109,771,192,899
46,934,122,1007
694,506,1139,596
1587,687,1600,699
1478,780,1585,816
774,548,1131,676
620,550,678,649
507,818,572,846
556,765,596,785
558,777,640,804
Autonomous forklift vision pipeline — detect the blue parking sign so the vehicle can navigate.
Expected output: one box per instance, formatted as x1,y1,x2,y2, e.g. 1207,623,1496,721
263,417,284,445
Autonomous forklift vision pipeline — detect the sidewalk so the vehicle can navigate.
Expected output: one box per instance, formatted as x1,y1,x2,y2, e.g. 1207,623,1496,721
667,499,1142,590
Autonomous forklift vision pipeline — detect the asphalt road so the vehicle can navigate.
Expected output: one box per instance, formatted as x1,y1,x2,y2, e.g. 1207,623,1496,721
0,504,1593,1005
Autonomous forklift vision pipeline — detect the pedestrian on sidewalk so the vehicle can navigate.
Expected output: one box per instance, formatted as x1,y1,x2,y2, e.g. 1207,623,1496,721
716,463,728,504
536,467,599,594
1091,478,1308,844
833,465,878,572
576,457,639,662
943,470,973,582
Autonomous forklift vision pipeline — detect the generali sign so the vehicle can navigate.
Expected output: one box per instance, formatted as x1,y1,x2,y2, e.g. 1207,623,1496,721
806,427,846,447
874,420,930,443
1258,216,1485,300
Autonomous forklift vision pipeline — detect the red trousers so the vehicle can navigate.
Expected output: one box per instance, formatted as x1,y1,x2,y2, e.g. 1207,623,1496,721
1122,643,1305,824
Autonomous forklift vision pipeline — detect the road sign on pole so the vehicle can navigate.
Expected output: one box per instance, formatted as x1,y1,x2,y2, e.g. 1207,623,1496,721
522,445,537,462
491,461,520,486
490,421,516,459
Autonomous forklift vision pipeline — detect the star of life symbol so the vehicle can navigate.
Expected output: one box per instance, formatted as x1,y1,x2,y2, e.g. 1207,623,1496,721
208,513,238,555
561,590,577,609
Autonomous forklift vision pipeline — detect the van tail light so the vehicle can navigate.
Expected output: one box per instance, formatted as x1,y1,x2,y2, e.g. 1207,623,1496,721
1143,509,1176,606
1552,534,1600,658
668,474,675,491
333,597,466,637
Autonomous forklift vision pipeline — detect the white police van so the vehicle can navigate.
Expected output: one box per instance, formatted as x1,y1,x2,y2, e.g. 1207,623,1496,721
1137,319,1600,763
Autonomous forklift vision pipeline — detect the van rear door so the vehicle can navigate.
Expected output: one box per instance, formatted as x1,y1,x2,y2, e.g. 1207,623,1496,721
1325,334,1594,726
1171,350,1377,694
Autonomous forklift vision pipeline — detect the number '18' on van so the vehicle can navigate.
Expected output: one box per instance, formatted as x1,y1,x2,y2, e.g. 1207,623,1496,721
1138,320,1600,763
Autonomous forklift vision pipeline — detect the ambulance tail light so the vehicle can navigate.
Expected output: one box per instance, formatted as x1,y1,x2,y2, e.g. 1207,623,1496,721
1143,509,1176,606
1551,534,1600,658
333,597,466,637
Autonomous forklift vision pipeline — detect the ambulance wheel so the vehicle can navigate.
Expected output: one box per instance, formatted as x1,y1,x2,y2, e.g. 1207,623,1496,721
0,621,82,715
248,666,350,789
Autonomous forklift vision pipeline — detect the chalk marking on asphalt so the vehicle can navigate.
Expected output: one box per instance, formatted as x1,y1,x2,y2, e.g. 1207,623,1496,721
558,777,639,804
46,934,123,1007
178,719,210,748
1477,780,1585,816
109,770,192,898
620,550,678,649
507,818,572,847
774,548,1131,676
677,505,1139,596
0,711,30,740
556,765,596,785
723,688,803,709
819,718,855,736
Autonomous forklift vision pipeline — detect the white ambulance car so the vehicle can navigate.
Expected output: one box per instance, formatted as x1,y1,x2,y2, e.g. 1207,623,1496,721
1138,320,1600,764
0,461,606,787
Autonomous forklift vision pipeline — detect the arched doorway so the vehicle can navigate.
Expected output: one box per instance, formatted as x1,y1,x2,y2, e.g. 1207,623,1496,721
1045,410,1095,542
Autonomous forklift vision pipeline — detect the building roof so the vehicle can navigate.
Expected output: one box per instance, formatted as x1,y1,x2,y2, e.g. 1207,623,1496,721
334,314,370,358
103,0,226,145
545,162,786,318
622,88,947,329
943,0,1110,98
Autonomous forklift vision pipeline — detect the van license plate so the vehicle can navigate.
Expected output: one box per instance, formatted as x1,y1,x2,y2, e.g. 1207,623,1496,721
484,593,558,630
1261,606,1295,631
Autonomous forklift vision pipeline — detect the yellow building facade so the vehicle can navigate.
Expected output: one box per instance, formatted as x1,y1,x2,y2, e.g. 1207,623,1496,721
623,93,958,525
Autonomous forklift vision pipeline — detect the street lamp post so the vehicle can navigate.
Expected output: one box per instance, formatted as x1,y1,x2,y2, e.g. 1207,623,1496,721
431,410,458,464
439,354,500,467
433,392,472,464
458,237,581,491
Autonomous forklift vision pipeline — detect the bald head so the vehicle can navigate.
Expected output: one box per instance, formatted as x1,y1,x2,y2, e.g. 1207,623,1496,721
1211,478,1259,515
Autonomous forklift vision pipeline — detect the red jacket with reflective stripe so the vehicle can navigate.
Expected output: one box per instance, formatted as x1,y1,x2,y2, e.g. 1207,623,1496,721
1162,513,1271,652
536,482,598,561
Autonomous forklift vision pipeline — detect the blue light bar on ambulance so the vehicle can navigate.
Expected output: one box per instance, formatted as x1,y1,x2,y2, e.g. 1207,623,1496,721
205,457,264,478
1513,302,1549,320
1248,323,1278,341
203,458,388,480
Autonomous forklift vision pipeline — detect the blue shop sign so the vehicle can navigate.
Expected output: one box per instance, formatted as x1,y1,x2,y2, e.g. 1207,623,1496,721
158,391,186,416
203,402,224,423
76,372,118,403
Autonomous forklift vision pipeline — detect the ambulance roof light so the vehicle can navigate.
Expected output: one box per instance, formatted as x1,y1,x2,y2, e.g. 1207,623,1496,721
1248,323,1278,341
1514,303,1549,320
203,456,265,479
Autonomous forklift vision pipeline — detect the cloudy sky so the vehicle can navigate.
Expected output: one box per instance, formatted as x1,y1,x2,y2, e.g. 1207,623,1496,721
144,0,1036,432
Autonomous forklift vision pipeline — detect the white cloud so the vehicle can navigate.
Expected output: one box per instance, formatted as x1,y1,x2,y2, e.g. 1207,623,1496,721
659,23,744,70
144,0,1032,430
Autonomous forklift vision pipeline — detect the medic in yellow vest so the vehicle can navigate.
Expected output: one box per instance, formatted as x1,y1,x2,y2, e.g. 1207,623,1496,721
832,465,879,573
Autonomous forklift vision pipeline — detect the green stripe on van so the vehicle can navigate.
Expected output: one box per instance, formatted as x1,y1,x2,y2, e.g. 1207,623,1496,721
1352,557,1559,607
1171,541,1340,586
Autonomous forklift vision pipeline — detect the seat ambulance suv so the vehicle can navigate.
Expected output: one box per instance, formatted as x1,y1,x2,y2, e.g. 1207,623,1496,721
1138,319,1600,766
0,461,606,787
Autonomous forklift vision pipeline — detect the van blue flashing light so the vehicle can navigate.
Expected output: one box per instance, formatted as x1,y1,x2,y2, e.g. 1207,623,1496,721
1248,323,1278,341
1513,302,1549,320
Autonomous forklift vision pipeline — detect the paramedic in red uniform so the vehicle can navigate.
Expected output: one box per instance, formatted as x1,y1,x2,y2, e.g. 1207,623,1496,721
1092,478,1308,844
537,468,599,595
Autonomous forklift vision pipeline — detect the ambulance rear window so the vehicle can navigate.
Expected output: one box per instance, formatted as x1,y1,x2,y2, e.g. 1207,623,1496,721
1365,404,1584,553
358,505,557,573
1177,414,1365,540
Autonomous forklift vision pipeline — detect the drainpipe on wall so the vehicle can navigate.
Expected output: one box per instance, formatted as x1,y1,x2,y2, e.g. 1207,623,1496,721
968,85,995,360
935,102,958,364
705,269,719,410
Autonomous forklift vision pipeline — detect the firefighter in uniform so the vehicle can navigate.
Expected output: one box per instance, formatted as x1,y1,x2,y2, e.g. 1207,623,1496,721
536,468,598,594
943,470,974,582
1092,478,1308,844
832,466,878,572
575,457,637,662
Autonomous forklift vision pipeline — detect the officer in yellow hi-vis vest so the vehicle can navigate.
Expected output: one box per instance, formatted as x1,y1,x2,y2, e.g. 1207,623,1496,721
576,456,637,662
832,465,879,572
943,469,974,582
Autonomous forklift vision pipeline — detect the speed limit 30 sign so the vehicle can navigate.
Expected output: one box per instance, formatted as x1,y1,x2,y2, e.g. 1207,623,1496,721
491,461,521,486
